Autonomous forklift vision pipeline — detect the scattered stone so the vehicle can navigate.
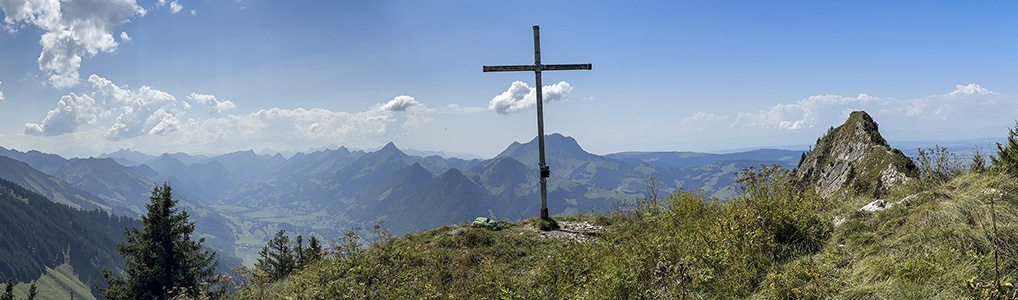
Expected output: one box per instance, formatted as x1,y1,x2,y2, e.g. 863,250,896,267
446,227,470,236
860,199,892,212
528,221,605,242
858,193,919,213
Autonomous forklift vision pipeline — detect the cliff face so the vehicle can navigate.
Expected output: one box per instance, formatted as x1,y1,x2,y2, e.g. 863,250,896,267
796,111,916,198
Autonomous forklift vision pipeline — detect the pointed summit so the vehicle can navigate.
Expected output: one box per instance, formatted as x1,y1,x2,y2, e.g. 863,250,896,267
380,142,400,153
796,111,916,198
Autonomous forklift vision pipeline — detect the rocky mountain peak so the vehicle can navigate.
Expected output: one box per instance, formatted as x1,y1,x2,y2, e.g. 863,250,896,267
796,111,916,198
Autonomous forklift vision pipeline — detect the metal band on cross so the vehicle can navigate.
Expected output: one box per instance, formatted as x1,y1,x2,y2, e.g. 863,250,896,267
483,25,592,219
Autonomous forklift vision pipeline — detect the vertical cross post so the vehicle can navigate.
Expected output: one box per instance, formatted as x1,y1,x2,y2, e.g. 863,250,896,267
483,25,591,219
532,25,549,219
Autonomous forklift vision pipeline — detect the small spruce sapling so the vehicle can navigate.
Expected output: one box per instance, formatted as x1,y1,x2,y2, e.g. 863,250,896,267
992,121,1018,177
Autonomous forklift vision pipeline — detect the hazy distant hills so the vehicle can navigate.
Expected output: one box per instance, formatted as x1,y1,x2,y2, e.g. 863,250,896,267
0,146,241,267
607,149,801,169
0,134,805,267
0,155,115,214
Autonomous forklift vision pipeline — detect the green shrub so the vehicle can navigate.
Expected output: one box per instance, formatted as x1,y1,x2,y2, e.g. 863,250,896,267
915,145,964,186
972,146,989,174
993,121,1018,177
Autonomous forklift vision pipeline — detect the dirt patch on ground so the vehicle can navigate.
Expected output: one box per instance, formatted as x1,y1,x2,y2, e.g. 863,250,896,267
524,221,606,242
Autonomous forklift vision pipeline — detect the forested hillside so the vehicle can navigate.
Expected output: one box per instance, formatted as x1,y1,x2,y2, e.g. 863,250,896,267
0,178,140,298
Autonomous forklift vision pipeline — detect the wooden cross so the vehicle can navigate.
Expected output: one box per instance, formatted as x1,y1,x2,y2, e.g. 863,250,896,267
483,25,592,219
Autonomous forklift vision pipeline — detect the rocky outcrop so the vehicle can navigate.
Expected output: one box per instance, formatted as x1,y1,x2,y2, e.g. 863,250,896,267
796,111,917,198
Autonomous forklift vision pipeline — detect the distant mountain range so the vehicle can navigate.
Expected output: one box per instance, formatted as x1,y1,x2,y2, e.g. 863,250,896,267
0,134,806,269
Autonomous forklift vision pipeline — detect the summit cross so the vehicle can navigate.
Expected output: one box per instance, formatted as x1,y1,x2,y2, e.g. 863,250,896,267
483,25,592,219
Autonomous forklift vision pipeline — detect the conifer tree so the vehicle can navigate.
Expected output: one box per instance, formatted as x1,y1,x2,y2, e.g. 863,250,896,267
992,121,1018,177
26,282,35,300
2,279,13,300
96,183,220,300
295,235,305,268
304,235,324,265
255,230,295,282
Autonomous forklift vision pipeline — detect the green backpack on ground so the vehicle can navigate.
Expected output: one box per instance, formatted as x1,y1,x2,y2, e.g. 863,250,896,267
471,217,500,230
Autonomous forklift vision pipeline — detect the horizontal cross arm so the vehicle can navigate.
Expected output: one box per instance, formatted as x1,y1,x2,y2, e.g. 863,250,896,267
483,65,537,72
541,63,592,71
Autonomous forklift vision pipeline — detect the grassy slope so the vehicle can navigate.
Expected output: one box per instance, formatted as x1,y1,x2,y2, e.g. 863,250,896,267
239,172,1017,299
12,263,96,300
758,173,1018,299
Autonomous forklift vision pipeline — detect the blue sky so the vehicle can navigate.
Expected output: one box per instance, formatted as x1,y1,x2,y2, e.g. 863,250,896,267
1,1,1016,158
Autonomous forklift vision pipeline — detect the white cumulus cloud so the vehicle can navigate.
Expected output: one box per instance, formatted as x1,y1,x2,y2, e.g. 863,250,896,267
120,31,131,43
88,74,182,140
190,9,196,16
733,93,881,130
170,0,182,13
174,95,431,147
0,0,145,87
678,83,1015,142
24,93,98,136
22,76,437,150
488,81,572,115
187,93,236,114
947,83,995,96
377,95,418,112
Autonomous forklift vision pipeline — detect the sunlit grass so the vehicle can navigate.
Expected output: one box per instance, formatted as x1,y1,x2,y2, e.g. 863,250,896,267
234,170,1018,299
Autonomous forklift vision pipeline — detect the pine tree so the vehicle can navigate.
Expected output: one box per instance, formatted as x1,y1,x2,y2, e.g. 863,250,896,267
992,121,1018,177
255,230,295,282
304,235,324,265
2,278,13,300
96,183,220,300
26,282,35,300
295,235,305,268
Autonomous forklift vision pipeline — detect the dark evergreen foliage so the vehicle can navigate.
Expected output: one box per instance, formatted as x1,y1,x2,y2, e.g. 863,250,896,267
971,146,988,174
992,121,1018,177
2,279,12,300
25,282,34,300
302,235,324,266
0,279,32,300
0,178,138,297
255,230,325,282
97,183,221,300
255,230,296,282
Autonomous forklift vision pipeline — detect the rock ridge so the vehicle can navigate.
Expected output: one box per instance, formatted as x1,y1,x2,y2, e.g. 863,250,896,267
796,111,916,198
